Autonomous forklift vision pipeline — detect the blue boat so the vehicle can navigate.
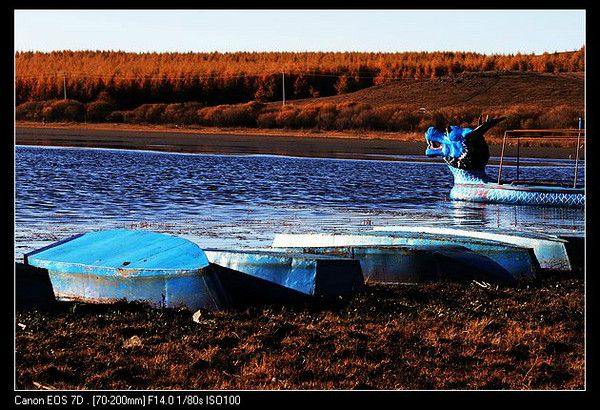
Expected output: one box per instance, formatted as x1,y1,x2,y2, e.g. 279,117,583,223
372,225,575,271
425,117,584,208
272,231,539,279
270,245,516,284
24,229,228,310
204,249,364,298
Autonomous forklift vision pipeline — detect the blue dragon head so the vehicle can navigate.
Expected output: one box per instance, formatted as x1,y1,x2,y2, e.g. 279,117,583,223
425,117,504,171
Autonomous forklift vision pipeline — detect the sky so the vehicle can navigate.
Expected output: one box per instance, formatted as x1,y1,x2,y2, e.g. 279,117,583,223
14,10,585,54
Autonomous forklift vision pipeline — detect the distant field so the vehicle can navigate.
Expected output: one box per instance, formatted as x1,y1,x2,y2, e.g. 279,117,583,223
16,49,584,135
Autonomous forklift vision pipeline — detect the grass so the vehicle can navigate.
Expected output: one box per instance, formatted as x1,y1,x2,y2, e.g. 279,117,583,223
284,71,584,112
16,275,584,390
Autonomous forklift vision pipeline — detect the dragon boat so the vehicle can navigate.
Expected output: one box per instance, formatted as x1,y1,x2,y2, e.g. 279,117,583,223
424,117,584,208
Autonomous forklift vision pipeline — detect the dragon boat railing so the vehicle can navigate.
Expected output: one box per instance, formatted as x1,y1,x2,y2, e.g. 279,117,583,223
497,126,585,188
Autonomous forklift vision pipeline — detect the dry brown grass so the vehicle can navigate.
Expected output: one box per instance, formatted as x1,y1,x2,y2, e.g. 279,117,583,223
285,72,584,112
16,276,584,390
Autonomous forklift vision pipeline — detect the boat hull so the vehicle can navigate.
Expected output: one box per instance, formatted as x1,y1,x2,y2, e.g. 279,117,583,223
372,225,574,271
204,249,364,297
272,232,538,280
24,229,228,310
451,182,584,208
270,245,516,284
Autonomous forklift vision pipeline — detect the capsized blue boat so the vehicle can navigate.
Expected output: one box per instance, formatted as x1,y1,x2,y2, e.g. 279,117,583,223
204,249,364,297
272,231,539,279
271,245,515,284
372,225,574,272
24,229,228,310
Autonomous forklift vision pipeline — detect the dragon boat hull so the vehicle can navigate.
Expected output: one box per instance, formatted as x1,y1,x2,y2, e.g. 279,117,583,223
446,167,584,208
450,182,584,208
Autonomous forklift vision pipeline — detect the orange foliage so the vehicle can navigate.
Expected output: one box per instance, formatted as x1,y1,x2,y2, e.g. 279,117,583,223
16,49,584,107
16,99,583,135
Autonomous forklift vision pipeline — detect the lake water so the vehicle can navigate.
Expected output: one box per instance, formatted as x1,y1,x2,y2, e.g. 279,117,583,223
15,146,585,260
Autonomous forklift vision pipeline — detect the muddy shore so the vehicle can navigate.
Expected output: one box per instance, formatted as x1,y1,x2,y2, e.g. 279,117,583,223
16,124,582,160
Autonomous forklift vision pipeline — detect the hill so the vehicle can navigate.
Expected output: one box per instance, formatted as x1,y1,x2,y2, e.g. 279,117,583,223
17,71,584,134
16,49,584,107
283,71,584,111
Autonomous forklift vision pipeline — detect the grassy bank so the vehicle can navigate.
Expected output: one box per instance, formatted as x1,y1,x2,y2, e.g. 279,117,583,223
16,277,583,390
16,100,583,139
16,120,424,141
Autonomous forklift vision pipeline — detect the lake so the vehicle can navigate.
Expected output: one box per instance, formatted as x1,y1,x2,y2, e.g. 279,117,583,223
15,146,584,259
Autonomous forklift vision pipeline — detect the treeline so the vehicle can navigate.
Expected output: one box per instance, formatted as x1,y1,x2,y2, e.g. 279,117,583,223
16,49,584,108
16,97,582,136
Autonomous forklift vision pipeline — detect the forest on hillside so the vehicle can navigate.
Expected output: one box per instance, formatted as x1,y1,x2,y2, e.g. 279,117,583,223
16,49,584,107
15,49,585,133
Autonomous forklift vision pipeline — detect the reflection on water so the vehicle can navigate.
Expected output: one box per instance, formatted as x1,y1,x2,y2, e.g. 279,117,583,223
15,146,584,259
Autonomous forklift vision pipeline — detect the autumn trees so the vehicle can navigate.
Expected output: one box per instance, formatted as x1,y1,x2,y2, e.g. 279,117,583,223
16,49,584,107
15,49,584,133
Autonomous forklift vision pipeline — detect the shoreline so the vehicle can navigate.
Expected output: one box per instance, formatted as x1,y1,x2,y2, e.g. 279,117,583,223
16,123,582,161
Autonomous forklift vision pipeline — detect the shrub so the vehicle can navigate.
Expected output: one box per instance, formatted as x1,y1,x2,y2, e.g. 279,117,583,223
315,104,338,130
16,101,45,121
41,99,85,122
106,111,125,123
388,109,421,132
256,111,277,128
18,95,582,137
161,102,204,124
536,105,582,129
86,100,117,122
122,104,168,124
197,101,264,127
295,105,320,129
275,106,301,128
334,102,371,130
493,104,543,134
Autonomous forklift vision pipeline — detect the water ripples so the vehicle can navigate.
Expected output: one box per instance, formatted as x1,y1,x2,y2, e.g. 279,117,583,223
15,146,584,259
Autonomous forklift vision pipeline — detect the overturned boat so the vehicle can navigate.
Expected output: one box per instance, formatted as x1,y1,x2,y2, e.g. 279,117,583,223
22,229,366,310
272,231,539,280
205,249,364,300
425,117,584,208
24,229,229,310
269,244,517,284
371,225,579,272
